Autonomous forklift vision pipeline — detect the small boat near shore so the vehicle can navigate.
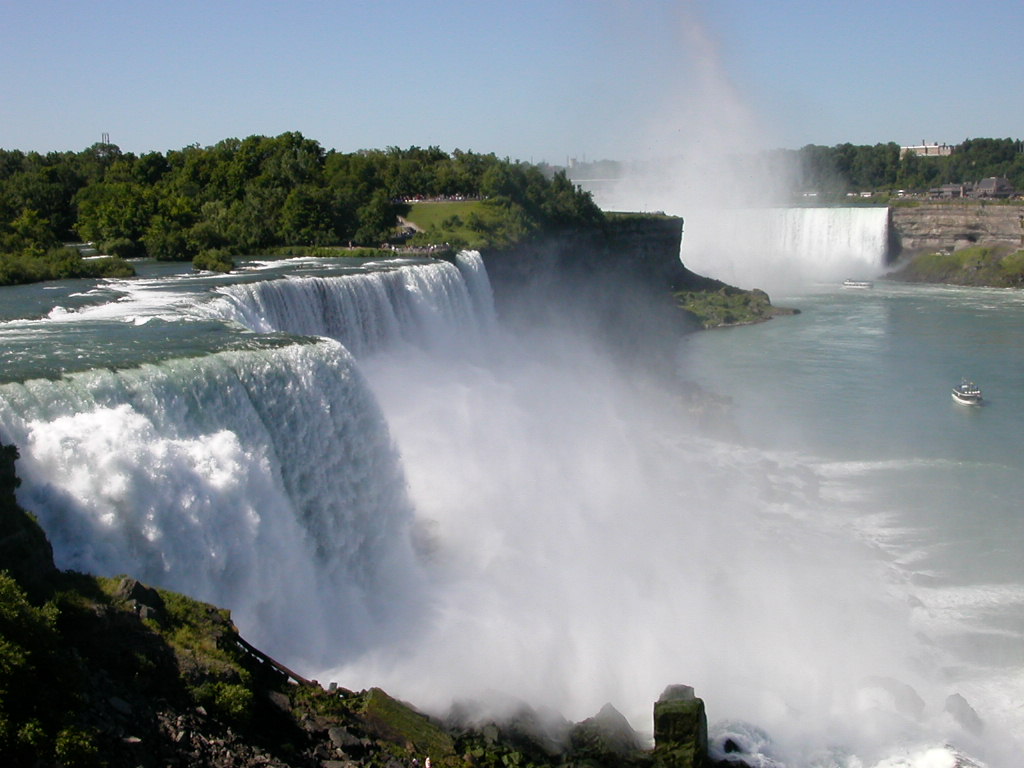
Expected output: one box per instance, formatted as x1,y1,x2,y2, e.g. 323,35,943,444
952,379,983,406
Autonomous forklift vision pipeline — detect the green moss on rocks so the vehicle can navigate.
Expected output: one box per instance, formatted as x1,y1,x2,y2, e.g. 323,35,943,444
891,244,1024,287
652,685,708,768
675,287,798,329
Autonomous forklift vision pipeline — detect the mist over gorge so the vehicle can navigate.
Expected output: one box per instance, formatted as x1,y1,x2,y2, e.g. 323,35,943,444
4,233,1019,768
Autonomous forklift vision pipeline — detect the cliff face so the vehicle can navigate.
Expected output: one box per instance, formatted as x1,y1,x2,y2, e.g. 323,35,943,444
481,214,691,294
891,203,1024,255
480,215,701,367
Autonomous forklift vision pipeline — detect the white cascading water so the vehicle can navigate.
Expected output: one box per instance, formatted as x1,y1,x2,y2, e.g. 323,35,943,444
0,251,1004,766
679,207,891,295
209,255,495,357
588,163,892,295
0,340,424,666
0,253,494,670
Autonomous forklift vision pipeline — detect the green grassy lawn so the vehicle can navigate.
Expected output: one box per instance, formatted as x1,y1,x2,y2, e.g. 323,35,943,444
405,200,484,229
405,201,491,248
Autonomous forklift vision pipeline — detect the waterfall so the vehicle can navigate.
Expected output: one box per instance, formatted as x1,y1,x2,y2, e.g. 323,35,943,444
0,252,496,666
206,251,495,356
680,207,891,294
0,249,996,765
0,340,425,665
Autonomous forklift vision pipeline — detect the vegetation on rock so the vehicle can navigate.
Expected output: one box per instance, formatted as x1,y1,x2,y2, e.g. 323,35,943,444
674,286,798,329
889,244,1024,287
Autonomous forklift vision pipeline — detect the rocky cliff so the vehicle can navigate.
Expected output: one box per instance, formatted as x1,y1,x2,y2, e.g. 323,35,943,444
480,214,697,295
479,215,705,369
890,202,1024,256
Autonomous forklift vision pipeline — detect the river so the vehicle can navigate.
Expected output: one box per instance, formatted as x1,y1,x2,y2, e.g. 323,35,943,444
0,254,1020,767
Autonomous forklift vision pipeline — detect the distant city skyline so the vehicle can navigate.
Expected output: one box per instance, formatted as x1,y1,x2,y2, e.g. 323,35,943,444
2,0,1022,163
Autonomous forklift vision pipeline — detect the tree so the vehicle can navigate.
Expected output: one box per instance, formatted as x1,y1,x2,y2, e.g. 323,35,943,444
281,185,335,245
73,182,153,251
354,189,398,245
3,208,57,255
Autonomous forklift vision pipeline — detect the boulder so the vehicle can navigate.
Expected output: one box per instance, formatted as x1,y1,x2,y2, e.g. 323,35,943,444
945,692,984,736
570,702,642,761
0,442,58,599
115,576,166,617
653,685,708,768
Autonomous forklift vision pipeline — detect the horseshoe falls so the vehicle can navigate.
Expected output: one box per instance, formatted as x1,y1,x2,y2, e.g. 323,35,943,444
583,167,891,296
1,250,1021,768
679,207,892,293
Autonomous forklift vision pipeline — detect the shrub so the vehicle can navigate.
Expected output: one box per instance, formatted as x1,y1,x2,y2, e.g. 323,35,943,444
99,237,145,259
194,681,255,724
999,249,1024,284
193,248,234,273
54,726,100,768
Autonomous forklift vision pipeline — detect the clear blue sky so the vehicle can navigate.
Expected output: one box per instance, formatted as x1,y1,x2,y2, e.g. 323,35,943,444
2,0,1022,162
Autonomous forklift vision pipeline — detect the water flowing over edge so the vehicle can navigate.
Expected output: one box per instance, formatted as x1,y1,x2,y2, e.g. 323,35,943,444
680,207,892,294
0,249,1015,767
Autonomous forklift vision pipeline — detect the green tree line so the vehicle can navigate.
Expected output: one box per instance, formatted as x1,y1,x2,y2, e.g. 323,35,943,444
778,137,1024,197
0,133,603,285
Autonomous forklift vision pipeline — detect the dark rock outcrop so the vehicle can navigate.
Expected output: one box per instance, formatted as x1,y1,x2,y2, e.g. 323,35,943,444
569,702,643,763
480,216,702,373
945,692,984,736
0,442,58,600
481,215,691,297
653,684,708,768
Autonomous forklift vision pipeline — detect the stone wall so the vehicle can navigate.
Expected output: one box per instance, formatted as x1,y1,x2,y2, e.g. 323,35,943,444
890,203,1024,255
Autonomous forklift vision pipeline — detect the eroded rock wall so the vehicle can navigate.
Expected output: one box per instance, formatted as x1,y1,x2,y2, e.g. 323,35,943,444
891,203,1024,255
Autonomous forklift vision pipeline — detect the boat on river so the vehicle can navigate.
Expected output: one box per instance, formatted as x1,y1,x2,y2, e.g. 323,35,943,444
842,279,874,288
952,379,983,406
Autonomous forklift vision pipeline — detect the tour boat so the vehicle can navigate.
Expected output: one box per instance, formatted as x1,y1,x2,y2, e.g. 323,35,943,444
952,379,983,406
842,279,874,288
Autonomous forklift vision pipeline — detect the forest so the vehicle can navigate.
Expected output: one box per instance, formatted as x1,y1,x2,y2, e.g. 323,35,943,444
780,137,1024,196
0,133,602,285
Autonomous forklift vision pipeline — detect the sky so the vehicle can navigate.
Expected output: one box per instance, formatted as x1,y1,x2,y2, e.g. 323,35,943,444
2,0,1022,163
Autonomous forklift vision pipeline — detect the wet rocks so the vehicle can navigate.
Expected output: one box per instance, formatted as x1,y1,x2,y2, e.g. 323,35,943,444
653,685,709,768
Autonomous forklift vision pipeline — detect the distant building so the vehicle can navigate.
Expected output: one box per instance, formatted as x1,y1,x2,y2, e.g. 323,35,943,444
929,182,971,199
971,176,1015,198
927,177,1016,200
900,142,954,158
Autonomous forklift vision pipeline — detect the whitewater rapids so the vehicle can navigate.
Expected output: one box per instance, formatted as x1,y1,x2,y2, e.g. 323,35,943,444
0,251,1012,767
